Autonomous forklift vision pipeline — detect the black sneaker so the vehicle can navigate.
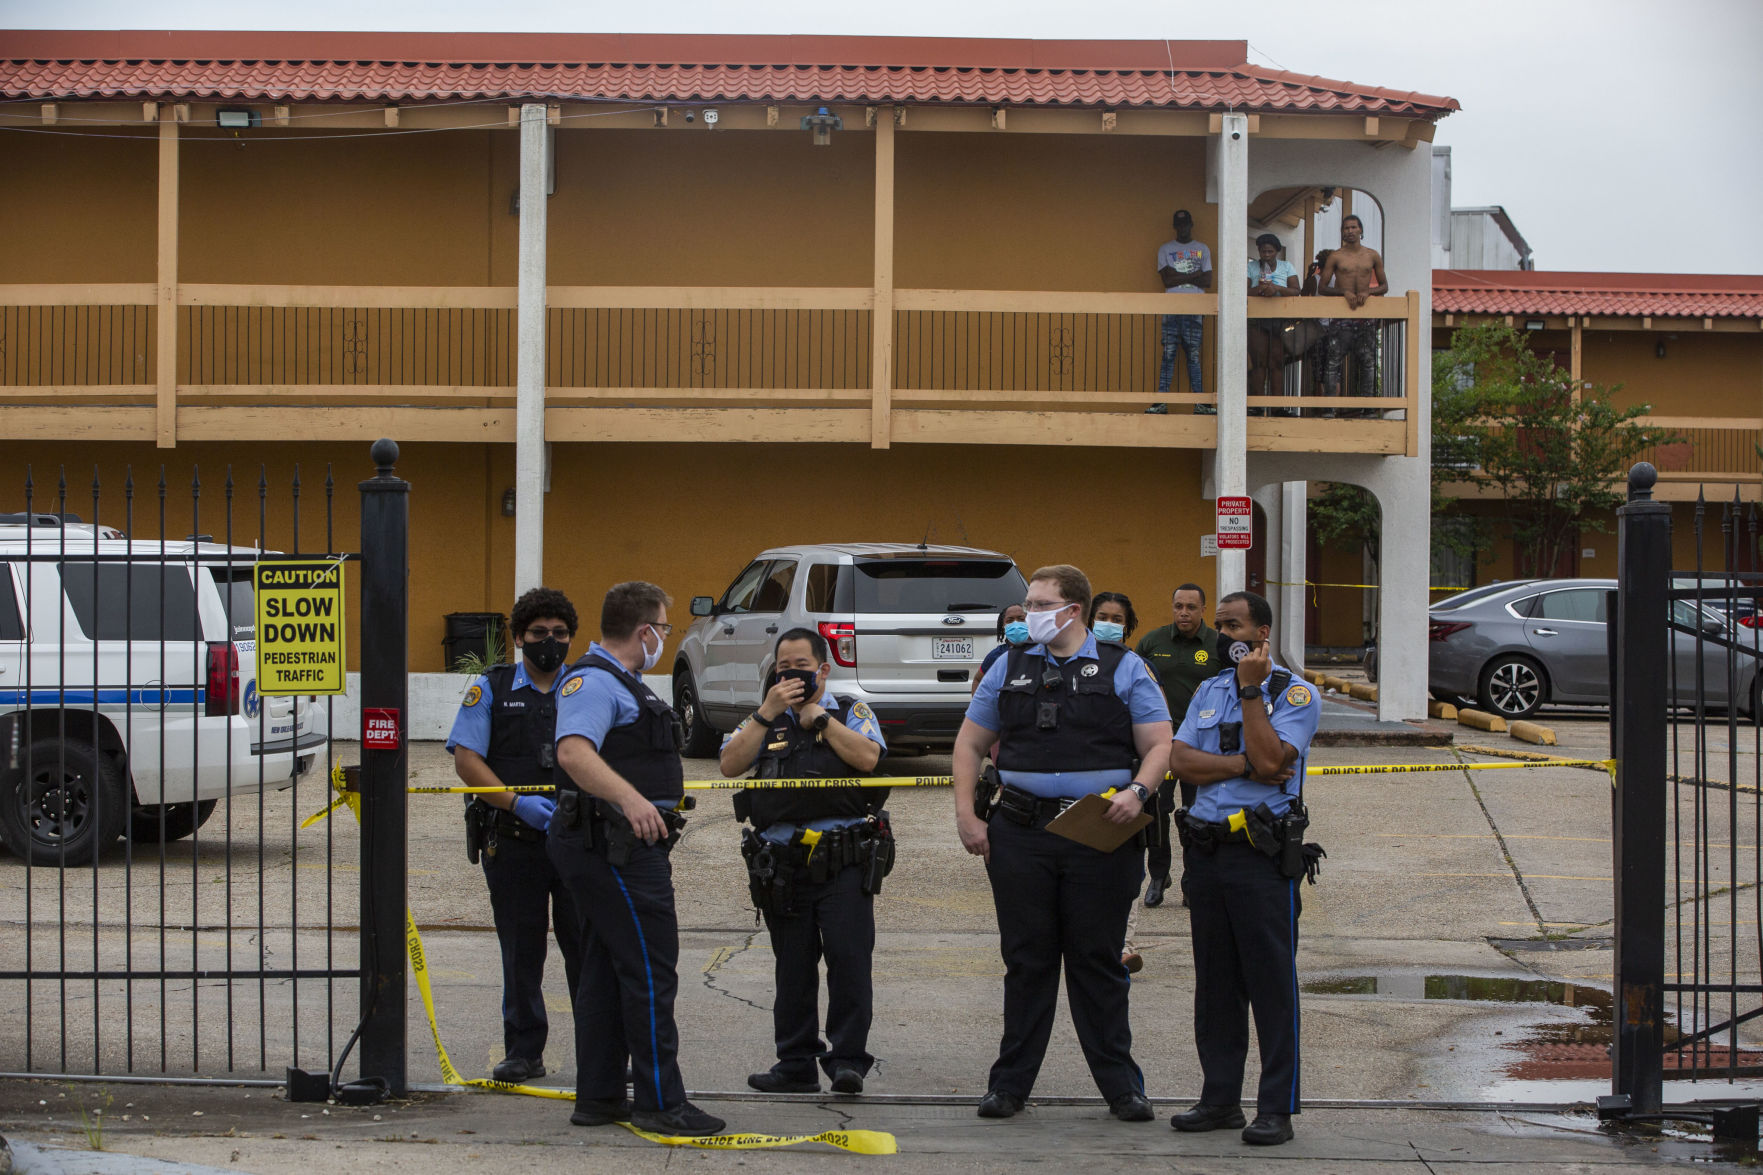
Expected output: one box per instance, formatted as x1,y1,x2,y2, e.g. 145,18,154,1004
1109,1091,1154,1121
569,1098,631,1127
491,1056,545,1083
1170,1102,1246,1132
830,1066,864,1095
1242,1113,1294,1145
977,1089,1024,1118
632,1101,726,1137
747,1069,820,1094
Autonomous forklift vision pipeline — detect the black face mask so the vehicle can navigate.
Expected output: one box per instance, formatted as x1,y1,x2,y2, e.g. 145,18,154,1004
524,637,570,674
1215,632,1256,674
775,667,820,703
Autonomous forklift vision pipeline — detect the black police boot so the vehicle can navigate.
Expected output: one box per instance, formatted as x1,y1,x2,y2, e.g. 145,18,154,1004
830,1066,865,1095
569,1097,632,1127
1170,1102,1246,1132
1108,1091,1154,1122
632,1101,726,1137
1242,1113,1294,1145
977,1089,1025,1118
747,1069,820,1094
1144,874,1171,908
492,1056,545,1083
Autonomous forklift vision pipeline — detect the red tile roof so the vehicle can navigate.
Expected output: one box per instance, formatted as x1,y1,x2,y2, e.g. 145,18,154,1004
1434,270,1763,321
0,31,1460,117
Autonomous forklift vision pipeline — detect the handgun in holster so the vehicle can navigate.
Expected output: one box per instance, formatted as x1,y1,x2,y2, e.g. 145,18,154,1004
975,764,1001,822
1277,799,1326,884
1178,809,1218,856
739,826,774,920
861,811,896,897
463,797,489,865
599,804,640,867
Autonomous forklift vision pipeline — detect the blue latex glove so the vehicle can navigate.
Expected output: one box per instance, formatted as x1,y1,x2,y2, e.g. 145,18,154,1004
512,794,557,832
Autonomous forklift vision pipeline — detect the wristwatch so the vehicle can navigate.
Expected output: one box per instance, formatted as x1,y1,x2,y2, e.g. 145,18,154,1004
1237,684,1262,701
1126,782,1151,805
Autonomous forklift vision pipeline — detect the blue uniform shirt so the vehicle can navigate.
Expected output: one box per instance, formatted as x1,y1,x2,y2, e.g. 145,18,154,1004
966,631,1172,799
444,658,554,757
554,641,643,750
1176,664,1321,821
723,690,889,842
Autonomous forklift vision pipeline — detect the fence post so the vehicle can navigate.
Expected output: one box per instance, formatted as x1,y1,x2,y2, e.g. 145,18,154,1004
358,438,409,1094
1613,461,1668,1112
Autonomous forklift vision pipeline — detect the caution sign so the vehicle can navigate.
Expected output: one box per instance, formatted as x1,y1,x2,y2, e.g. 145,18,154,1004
254,560,347,696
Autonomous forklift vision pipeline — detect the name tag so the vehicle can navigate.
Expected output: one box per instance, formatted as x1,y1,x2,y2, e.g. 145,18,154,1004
766,740,791,752
1199,709,1215,720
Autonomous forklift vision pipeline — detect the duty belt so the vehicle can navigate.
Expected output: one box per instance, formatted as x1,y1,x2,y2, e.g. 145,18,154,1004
993,783,1080,826
490,811,546,843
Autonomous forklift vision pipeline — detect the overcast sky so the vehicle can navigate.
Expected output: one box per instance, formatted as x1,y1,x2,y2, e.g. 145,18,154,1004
10,0,1760,275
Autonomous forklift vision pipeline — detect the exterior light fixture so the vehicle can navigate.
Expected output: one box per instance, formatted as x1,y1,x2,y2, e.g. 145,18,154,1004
1524,319,1546,331
216,108,260,128
702,107,720,127
801,106,842,146
1656,340,1667,359
502,488,516,517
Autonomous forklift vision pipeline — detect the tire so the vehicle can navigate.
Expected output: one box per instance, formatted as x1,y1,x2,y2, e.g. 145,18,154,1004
0,737,128,867
1477,655,1547,721
1363,647,1378,684
128,799,218,844
673,666,720,758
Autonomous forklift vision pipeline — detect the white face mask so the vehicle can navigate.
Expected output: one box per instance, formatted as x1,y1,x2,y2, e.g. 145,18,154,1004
640,625,665,672
1025,606,1073,646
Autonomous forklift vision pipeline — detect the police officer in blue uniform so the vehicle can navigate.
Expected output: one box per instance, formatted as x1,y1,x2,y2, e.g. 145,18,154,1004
1168,590,1321,1147
548,581,725,1137
446,586,583,1085
953,564,1172,1123
720,627,891,1096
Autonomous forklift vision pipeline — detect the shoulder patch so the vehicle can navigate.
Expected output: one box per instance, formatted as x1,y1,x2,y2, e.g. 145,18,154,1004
1194,649,1209,664
462,684,482,708
1285,683,1313,707
851,701,875,721
560,676,584,697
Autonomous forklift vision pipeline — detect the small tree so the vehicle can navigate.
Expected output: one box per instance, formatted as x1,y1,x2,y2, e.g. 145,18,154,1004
1444,323,1674,578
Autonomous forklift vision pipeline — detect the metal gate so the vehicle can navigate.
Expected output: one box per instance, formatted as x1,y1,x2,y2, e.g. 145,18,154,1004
0,439,408,1092
1613,466,1763,1112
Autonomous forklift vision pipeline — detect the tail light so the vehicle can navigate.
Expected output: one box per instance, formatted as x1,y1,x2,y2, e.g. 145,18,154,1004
205,641,241,716
1429,620,1471,642
818,621,857,667
1741,615,1761,629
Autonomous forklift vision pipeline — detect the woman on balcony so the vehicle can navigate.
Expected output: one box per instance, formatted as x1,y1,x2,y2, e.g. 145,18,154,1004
1248,234,1301,415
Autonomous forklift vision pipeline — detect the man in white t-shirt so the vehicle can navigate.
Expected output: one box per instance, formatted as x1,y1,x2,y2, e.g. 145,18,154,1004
1248,233,1301,409
1151,209,1213,415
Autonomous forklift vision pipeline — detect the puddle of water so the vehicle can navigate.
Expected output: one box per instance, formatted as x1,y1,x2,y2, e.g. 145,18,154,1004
1300,973,1609,1010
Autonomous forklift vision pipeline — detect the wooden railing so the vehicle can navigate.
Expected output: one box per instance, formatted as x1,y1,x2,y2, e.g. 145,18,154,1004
0,283,1423,453
1638,418,1763,483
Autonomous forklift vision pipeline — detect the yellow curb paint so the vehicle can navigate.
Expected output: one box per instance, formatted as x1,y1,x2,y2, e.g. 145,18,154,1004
1508,721,1558,746
1457,708,1508,733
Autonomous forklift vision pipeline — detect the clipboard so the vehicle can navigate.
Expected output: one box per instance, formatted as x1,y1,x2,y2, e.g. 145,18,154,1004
1045,791,1151,852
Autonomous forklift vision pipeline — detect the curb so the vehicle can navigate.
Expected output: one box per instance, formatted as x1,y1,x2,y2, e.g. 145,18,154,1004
1427,700,1458,721
1508,720,1558,746
1457,708,1508,733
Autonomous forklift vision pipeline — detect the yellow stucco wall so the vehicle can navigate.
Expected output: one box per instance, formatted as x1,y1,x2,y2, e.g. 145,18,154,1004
0,129,159,282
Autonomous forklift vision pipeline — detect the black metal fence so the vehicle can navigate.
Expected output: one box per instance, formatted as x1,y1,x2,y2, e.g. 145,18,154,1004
0,441,408,1092
1614,467,1763,1112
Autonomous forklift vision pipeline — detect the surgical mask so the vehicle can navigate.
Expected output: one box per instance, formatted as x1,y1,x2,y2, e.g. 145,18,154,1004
1093,620,1125,643
640,625,665,672
523,637,570,674
1025,606,1073,646
1215,631,1257,673
776,667,820,703
1003,621,1031,645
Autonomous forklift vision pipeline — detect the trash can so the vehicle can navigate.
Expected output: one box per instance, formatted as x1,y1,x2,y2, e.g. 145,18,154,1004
442,612,508,672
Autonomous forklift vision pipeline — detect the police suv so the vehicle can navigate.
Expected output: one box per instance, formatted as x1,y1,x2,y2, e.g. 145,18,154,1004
0,515,326,865
674,543,1028,755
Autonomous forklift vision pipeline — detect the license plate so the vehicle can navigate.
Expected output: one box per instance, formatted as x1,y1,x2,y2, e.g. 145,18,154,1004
933,637,974,660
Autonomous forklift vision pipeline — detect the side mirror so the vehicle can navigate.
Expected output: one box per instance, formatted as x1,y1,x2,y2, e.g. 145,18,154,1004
691,596,715,617
1703,616,1725,634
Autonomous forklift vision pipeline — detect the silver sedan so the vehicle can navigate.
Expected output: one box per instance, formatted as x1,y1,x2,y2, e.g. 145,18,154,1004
1425,578,1760,720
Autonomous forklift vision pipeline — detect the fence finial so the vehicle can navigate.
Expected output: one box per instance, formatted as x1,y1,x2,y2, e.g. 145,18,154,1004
371,438,399,478
1627,462,1657,502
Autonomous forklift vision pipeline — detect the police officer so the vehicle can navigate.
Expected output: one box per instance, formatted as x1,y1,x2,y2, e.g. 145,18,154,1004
719,627,890,1096
446,586,583,1085
1134,582,1217,907
953,564,1172,1122
1168,590,1320,1147
549,581,725,1137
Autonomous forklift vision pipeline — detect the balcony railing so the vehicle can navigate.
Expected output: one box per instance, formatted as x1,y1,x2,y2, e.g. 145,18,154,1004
0,283,1423,453
1638,418,1763,484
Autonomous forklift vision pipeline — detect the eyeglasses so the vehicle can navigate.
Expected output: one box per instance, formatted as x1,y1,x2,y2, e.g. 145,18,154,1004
524,626,572,640
1022,599,1071,613
648,622,675,636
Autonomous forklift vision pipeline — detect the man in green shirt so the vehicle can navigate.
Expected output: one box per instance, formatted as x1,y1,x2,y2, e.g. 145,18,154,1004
1134,583,1216,907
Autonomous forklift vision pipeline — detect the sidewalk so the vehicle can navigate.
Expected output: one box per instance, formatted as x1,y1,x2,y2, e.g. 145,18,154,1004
1,1082,1753,1172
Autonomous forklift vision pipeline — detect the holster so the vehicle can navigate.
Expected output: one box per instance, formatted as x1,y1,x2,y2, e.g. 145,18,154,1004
556,789,593,849
1134,800,1165,850
974,764,1001,822
463,798,489,865
739,826,776,919
861,811,896,897
1278,800,1326,884
1177,809,1219,856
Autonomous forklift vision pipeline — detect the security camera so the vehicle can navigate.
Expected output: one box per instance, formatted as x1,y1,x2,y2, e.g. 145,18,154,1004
703,107,720,126
1231,130,1241,141
684,110,695,123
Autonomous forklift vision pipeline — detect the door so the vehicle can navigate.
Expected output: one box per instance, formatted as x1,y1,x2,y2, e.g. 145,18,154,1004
1522,587,1607,700
698,559,772,710
0,563,23,707
726,559,798,712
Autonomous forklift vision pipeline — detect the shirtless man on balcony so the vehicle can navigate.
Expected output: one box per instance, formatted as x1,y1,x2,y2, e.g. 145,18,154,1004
1318,215,1388,400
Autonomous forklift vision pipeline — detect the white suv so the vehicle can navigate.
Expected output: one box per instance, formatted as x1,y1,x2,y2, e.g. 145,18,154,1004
0,518,326,865
673,543,1027,755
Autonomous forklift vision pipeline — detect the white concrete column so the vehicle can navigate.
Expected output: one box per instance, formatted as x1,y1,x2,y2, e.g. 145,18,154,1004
1213,113,1249,602
1278,482,1309,671
1372,463,1430,723
514,103,549,595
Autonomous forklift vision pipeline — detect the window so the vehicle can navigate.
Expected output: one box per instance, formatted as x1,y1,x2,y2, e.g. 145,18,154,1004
0,565,22,641
803,564,840,613
61,563,201,641
752,561,796,613
1431,518,1477,592
1535,589,1604,623
211,565,256,642
852,559,1026,615
719,561,771,616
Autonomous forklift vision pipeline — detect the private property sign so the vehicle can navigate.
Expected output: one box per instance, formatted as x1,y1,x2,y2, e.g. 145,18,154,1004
1215,497,1253,550
253,559,347,696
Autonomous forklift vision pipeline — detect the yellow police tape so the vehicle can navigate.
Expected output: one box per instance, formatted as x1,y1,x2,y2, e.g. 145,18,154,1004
1310,757,1615,777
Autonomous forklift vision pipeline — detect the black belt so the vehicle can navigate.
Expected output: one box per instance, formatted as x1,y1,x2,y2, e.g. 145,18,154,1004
995,783,1079,826
490,812,546,842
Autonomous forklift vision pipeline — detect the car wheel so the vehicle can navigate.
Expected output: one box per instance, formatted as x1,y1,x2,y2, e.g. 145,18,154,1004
1478,656,1546,720
673,666,720,758
0,737,128,866
128,799,218,844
